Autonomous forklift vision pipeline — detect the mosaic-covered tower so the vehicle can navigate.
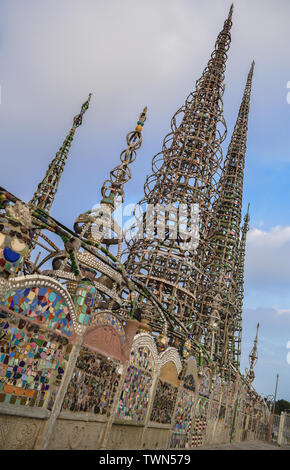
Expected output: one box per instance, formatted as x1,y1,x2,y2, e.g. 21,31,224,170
30,94,92,213
200,63,254,367
125,6,233,342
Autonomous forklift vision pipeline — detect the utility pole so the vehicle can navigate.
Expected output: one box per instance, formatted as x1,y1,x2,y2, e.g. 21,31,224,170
267,373,279,441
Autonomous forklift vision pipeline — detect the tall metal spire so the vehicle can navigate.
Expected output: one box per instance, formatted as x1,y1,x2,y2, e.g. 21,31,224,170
125,7,233,343
101,107,147,206
234,203,250,366
200,63,254,368
246,322,260,383
30,93,92,213
74,107,147,256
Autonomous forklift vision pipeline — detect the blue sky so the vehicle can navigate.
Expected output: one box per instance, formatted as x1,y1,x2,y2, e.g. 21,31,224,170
0,0,289,400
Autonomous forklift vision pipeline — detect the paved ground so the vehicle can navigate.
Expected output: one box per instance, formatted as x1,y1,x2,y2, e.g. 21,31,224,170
196,440,289,450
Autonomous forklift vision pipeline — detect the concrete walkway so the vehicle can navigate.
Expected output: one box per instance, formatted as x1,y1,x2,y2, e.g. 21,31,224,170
196,440,289,450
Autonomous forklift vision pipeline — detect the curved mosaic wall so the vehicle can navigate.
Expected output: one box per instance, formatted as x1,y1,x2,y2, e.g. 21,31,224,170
1,287,74,337
191,396,209,447
62,347,121,415
170,389,194,448
0,315,70,408
150,379,178,425
115,346,154,423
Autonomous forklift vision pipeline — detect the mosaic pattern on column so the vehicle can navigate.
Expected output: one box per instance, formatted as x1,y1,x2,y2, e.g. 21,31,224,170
225,404,234,429
1,287,74,336
183,373,196,393
62,347,121,415
0,315,71,408
74,281,96,326
150,379,178,425
191,397,209,447
115,346,154,423
169,388,195,449
169,369,197,449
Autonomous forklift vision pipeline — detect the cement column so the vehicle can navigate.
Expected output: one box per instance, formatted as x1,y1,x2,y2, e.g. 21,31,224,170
34,334,83,450
211,390,223,444
277,412,285,446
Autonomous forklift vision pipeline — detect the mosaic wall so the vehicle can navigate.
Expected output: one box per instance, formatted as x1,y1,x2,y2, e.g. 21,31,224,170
191,396,209,447
62,347,120,415
0,315,70,408
1,287,73,337
170,382,195,449
198,369,210,397
172,388,194,434
168,432,187,449
195,396,209,418
183,373,196,393
150,379,178,425
191,416,207,447
115,346,154,423
74,281,96,326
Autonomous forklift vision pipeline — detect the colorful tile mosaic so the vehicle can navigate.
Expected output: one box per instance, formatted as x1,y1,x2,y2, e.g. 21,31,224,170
183,373,196,393
1,287,74,337
195,396,208,418
115,346,154,423
62,347,120,415
198,369,210,397
169,432,187,449
191,416,207,447
191,397,208,447
150,379,178,425
169,372,196,448
0,315,70,408
74,281,96,326
94,312,126,344
172,388,194,435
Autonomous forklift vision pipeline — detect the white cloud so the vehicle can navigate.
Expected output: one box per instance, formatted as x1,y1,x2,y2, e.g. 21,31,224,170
245,225,290,290
275,308,290,316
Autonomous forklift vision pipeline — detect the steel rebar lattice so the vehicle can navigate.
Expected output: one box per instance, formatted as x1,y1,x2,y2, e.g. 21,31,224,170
198,63,254,368
125,6,233,344
234,205,250,364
